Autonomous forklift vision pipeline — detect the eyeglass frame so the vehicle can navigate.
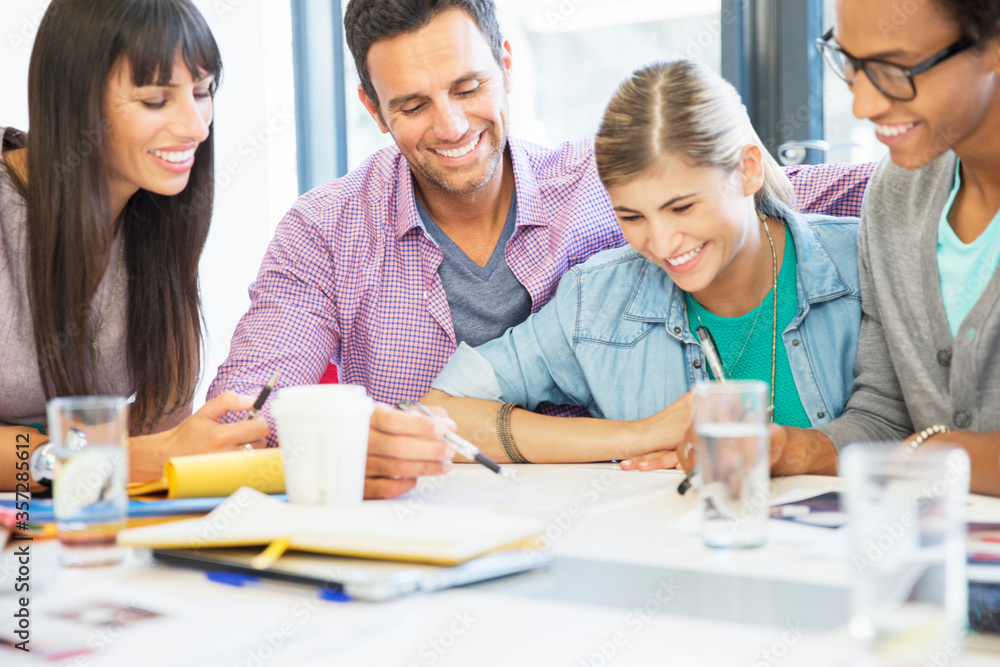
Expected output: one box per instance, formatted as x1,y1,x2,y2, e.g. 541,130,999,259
816,27,974,102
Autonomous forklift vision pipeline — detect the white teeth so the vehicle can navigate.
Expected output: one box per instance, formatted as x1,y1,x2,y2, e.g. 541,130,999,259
875,122,916,137
152,148,195,163
666,243,705,267
433,133,481,158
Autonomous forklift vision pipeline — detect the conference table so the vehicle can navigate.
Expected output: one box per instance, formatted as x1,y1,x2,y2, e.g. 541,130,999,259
2,464,999,666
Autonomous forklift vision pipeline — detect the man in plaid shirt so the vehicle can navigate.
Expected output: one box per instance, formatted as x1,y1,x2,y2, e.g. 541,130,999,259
209,0,873,498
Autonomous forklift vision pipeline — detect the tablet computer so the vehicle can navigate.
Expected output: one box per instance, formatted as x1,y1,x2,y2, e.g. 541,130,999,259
151,546,551,602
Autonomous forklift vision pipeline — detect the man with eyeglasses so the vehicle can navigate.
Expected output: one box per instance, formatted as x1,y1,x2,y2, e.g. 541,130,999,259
767,0,1000,496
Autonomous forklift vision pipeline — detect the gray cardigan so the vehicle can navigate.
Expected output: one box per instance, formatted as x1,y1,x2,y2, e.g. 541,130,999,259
819,152,1000,449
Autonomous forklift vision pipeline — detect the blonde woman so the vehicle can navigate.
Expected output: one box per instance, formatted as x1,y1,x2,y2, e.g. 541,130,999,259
422,59,863,470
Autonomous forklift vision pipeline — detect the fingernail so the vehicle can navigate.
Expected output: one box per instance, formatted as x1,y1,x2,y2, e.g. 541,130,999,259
639,461,650,469
621,459,632,467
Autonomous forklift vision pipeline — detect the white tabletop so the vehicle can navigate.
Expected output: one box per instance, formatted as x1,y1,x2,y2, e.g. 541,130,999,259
2,464,999,666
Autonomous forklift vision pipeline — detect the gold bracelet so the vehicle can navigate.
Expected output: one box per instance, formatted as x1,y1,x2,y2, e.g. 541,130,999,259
497,402,530,464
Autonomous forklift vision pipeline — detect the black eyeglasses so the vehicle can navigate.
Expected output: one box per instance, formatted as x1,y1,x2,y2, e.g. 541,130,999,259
816,28,973,102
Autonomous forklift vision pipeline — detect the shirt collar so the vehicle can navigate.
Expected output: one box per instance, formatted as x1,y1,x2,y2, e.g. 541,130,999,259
621,204,852,335
392,136,542,240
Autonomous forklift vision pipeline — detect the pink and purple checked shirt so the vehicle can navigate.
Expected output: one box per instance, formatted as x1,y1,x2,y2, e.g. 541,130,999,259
208,136,874,445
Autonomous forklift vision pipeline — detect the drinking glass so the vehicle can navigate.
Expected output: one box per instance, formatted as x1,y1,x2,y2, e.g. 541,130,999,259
49,396,129,567
841,445,969,665
694,380,771,549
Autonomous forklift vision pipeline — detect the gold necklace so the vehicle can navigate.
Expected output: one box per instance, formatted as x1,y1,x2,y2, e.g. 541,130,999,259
685,210,777,422
759,210,777,423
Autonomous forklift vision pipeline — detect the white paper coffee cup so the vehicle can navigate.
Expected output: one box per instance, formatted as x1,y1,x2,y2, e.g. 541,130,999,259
270,384,375,506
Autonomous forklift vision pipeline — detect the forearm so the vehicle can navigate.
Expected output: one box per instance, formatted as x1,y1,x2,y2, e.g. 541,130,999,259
772,427,839,477
423,390,676,464
0,425,45,492
921,431,1000,497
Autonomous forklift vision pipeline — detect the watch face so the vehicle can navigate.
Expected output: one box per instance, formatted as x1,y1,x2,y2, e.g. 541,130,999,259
29,441,55,485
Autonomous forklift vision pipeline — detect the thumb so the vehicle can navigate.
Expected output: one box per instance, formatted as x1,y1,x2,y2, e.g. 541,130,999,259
197,392,256,421
768,423,785,466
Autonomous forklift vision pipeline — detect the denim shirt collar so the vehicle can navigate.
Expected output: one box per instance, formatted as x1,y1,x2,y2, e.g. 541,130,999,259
621,202,853,341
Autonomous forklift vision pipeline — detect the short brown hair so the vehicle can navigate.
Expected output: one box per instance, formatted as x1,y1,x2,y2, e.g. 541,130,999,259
344,0,504,108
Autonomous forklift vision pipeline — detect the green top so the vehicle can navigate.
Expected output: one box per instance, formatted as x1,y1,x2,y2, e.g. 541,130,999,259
685,227,811,428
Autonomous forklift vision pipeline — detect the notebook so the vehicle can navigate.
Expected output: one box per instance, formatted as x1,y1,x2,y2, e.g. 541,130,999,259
118,487,545,566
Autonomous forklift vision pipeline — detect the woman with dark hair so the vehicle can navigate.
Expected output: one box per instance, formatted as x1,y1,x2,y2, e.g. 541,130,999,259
762,0,1000,496
0,0,268,490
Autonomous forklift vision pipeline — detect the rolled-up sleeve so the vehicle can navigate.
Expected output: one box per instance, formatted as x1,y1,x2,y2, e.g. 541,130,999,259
430,272,593,411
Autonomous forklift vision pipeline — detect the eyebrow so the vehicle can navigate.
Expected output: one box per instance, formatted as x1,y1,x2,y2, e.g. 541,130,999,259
137,73,215,89
613,192,697,213
386,72,488,110
832,31,915,61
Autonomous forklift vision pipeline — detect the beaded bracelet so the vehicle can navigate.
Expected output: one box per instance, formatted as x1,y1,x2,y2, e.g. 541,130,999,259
905,424,950,459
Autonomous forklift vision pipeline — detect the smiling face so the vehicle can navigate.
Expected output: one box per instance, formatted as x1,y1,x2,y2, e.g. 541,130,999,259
358,8,512,196
103,51,214,212
606,149,762,297
835,0,1000,169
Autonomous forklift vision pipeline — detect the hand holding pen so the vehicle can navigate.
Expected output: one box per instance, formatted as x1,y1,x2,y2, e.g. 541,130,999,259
241,372,279,451
396,402,518,482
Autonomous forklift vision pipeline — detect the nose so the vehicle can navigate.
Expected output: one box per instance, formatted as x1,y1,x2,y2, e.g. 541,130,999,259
851,70,893,121
172,92,212,143
432,98,469,143
646,219,684,259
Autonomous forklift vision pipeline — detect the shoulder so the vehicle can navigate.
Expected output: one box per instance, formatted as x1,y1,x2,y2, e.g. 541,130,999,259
789,210,861,295
798,211,860,246
554,246,648,306
511,137,600,188
285,144,404,225
570,245,646,277
866,152,954,206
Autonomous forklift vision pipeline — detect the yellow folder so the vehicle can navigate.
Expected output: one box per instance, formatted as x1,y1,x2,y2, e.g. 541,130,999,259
127,449,285,498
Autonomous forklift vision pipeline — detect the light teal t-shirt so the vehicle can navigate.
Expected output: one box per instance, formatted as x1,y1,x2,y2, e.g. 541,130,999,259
937,160,1000,338
685,230,811,428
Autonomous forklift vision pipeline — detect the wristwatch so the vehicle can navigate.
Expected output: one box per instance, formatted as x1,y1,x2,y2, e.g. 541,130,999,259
28,441,55,487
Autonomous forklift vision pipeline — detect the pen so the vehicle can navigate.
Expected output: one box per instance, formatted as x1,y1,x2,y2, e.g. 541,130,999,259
695,326,727,383
396,401,518,482
242,372,280,451
679,327,726,495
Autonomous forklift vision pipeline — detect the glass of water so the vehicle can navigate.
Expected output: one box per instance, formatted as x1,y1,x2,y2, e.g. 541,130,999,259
841,445,969,665
694,380,770,549
49,396,129,567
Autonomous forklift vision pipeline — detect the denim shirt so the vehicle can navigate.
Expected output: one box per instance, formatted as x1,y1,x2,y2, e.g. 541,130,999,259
432,209,861,426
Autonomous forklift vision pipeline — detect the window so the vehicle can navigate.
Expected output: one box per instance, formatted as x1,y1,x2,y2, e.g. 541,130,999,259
341,0,723,169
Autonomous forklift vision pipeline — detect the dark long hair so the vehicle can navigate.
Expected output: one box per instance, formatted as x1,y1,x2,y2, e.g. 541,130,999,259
17,0,222,434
